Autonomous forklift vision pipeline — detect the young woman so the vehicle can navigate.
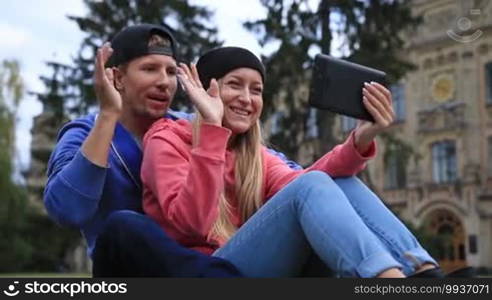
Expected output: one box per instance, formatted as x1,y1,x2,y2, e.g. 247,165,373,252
141,47,443,278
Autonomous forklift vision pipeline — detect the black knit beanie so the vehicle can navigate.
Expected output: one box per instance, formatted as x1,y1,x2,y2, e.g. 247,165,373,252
196,47,266,89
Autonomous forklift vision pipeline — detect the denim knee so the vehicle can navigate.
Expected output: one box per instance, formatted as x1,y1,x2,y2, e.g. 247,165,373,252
295,171,334,187
333,176,359,185
293,171,338,198
276,171,341,214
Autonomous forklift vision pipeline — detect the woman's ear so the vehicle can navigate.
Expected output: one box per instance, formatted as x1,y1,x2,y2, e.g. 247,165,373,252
113,67,124,91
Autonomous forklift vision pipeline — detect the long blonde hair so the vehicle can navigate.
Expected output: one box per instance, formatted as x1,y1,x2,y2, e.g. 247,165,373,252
192,112,264,242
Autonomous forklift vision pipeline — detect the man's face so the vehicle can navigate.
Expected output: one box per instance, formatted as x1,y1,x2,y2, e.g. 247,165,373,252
116,54,177,121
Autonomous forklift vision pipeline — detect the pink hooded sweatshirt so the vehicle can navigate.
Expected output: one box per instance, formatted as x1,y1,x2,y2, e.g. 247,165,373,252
141,118,376,255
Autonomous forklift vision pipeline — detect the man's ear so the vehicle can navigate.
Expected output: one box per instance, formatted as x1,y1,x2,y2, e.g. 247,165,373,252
113,67,124,91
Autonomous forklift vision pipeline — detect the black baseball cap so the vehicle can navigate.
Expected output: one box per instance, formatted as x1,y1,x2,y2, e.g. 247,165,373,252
106,23,178,67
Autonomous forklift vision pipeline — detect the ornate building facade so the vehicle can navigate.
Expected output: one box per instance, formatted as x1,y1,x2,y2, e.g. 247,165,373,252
340,0,492,272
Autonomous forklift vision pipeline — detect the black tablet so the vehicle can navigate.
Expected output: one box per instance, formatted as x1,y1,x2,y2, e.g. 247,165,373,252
308,54,387,122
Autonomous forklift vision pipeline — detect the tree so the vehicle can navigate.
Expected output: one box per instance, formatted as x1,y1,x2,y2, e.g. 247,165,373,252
0,60,80,273
0,59,32,271
0,60,23,158
245,0,421,161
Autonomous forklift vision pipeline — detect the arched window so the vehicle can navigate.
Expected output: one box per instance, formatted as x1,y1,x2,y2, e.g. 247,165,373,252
426,210,467,272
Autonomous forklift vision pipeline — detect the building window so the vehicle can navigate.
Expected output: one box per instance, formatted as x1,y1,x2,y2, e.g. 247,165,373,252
270,111,284,135
391,83,406,121
385,152,407,189
432,140,457,183
341,116,357,132
488,136,492,177
306,108,319,138
486,62,492,104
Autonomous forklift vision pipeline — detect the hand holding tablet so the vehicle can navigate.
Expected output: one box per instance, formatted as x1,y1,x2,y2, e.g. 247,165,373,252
308,54,388,122
308,54,395,153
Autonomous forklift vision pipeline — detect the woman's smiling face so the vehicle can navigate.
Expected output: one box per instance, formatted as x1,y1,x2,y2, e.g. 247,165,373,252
218,67,263,135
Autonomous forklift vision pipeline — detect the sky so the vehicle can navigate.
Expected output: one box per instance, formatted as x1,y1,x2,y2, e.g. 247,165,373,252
0,0,278,174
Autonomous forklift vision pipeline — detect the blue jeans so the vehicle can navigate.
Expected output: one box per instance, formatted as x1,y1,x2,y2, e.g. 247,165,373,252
92,210,242,277
213,171,437,277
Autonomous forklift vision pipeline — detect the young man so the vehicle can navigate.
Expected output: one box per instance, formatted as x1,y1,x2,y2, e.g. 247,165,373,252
45,24,240,277
44,24,300,277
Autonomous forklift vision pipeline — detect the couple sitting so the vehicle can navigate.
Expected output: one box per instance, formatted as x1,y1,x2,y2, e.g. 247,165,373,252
44,23,472,278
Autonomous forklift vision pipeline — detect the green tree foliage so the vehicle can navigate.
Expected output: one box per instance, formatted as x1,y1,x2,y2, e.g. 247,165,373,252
37,62,73,124
0,59,24,211
35,0,223,117
0,59,31,271
245,0,421,160
0,60,80,273
244,0,327,158
0,60,23,157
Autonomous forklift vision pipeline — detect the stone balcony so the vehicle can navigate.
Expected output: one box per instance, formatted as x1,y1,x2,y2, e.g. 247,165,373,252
417,101,466,133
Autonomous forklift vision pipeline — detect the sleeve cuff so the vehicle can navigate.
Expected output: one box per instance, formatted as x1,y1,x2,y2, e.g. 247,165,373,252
58,150,108,200
348,131,377,160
